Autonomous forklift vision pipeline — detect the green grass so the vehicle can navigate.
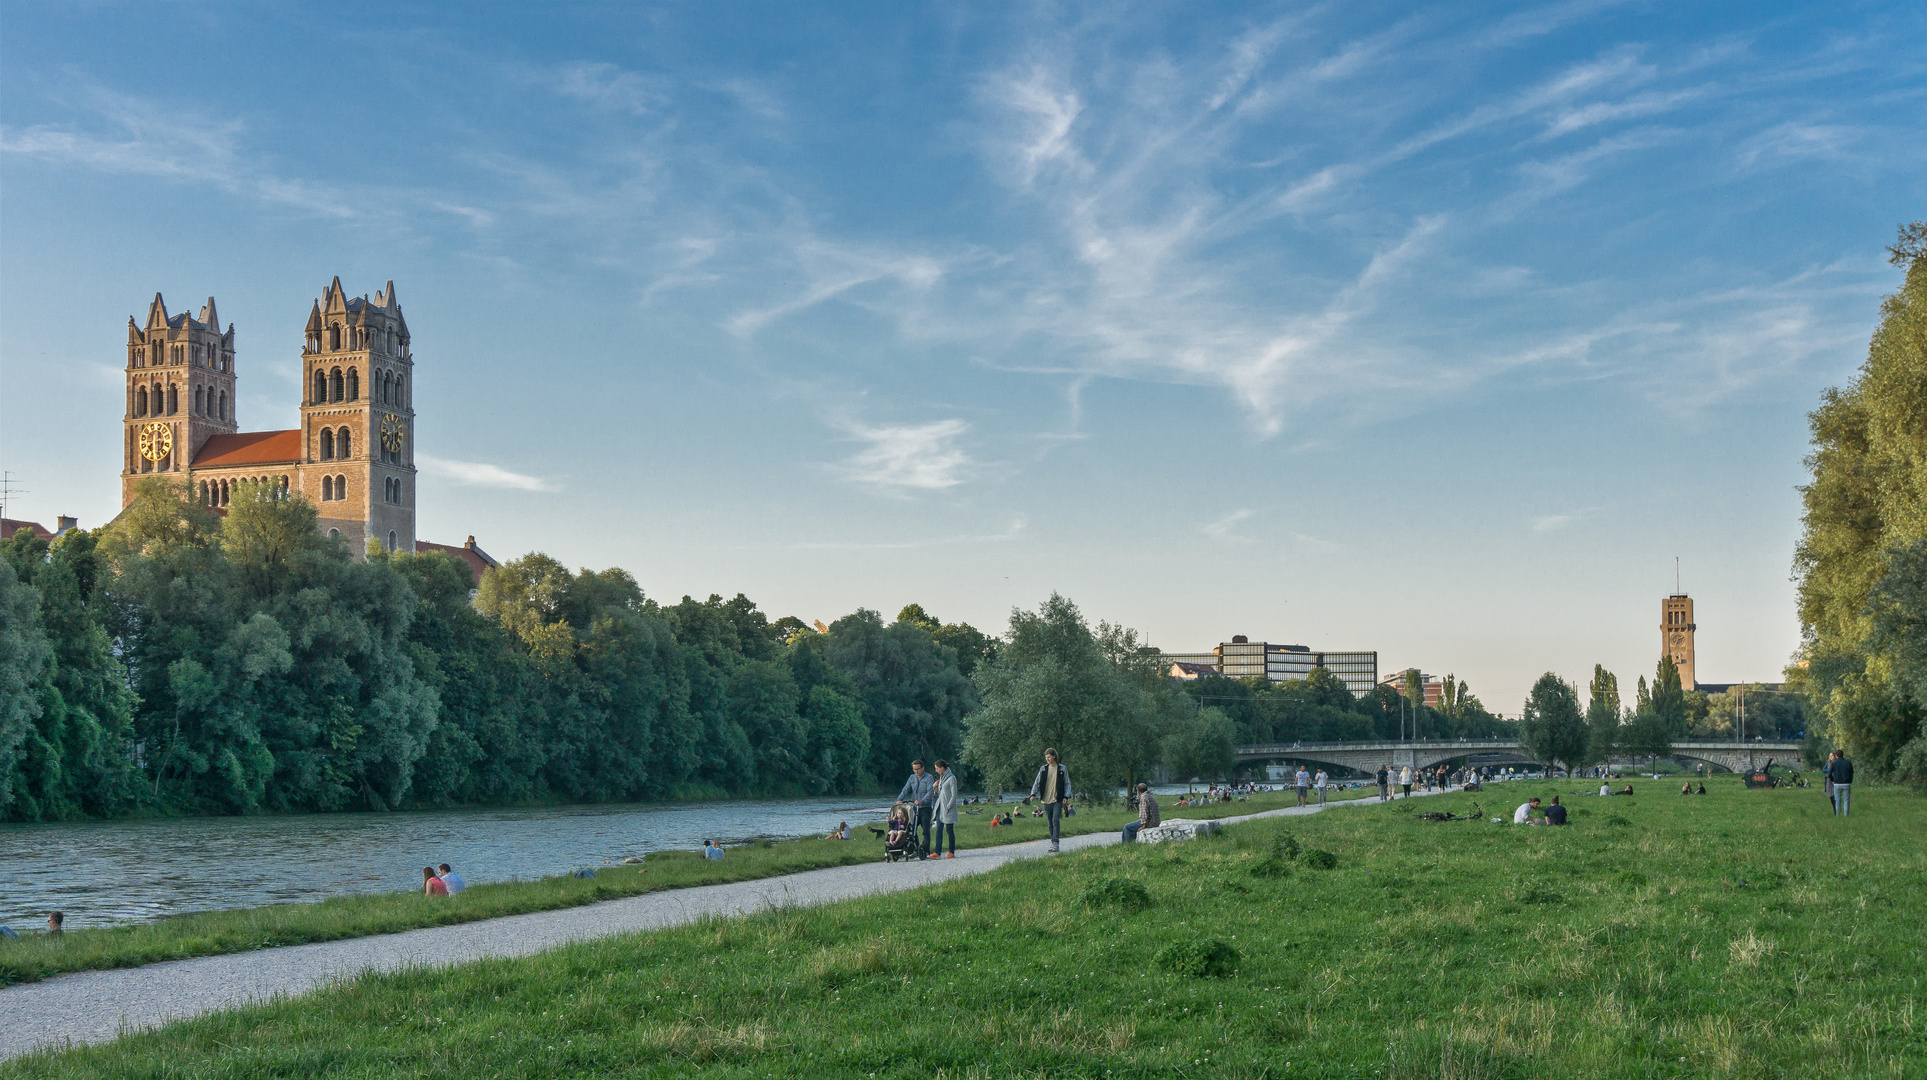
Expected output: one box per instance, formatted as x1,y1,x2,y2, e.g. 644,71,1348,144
0,786,1347,985
12,777,1921,1079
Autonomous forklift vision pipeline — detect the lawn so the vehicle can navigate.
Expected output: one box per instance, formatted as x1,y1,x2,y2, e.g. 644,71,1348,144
9,777,1920,1079
0,785,1354,985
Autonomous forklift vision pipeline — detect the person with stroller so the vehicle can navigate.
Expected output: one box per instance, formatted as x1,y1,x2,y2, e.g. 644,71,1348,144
928,759,959,859
897,759,936,854
1027,748,1072,852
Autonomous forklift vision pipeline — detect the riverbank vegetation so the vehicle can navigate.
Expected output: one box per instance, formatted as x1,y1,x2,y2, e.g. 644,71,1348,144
0,786,1362,984
13,775,1921,1079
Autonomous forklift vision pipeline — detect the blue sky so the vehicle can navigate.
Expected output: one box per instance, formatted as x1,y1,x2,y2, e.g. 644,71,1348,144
2,2,1921,713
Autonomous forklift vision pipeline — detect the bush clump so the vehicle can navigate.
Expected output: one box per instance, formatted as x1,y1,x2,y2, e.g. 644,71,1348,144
1250,856,1293,879
1155,938,1242,978
1302,849,1339,870
1080,877,1153,913
1273,832,1301,860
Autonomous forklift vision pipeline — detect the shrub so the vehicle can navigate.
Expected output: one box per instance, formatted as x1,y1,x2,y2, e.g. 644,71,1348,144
1080,878,1153,913
1156,938,1241,978
1273,832,1301,860
1250,857,1293,879
1302,849,1339,870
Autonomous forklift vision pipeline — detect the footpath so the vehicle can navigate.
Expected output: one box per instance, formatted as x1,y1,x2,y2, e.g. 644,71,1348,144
0,786,1457,1060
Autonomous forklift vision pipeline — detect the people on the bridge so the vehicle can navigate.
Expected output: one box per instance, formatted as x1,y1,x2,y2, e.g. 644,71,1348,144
1826,750,1853,817
1027,748,1072,853
1295,767,1311,806
1513,797,1542,824
929,759,959,859
437,863,466,894
1314,768,1329,805
1377,765,1390,802
898,759,936,855
703,839,725,861
423,866,449,896
1123,783,1160,843
1544,796,1567,826
1398,766,1413,799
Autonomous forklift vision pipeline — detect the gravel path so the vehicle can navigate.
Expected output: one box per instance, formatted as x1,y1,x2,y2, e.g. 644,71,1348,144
0,788,1455,1059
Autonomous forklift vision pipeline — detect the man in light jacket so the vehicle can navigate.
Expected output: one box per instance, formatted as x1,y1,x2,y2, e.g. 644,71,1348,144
928,759,960,858
898,759,935,853
1027,748,1072,852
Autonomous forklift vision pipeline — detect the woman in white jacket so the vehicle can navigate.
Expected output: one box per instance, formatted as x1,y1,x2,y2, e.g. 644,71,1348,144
929,759,960,859
1398,766,1413,798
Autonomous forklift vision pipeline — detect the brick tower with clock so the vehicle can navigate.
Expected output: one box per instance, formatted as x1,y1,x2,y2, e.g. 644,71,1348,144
120,277,417,556
1661,593,1696,691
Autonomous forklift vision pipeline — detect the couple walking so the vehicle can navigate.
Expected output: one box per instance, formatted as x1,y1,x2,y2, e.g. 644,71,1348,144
896,758,961,858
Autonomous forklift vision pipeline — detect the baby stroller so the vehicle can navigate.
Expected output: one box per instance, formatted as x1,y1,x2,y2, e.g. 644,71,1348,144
876,804,924,863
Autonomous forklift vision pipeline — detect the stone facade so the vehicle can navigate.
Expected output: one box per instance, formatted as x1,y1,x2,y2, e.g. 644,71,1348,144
121,278,417,554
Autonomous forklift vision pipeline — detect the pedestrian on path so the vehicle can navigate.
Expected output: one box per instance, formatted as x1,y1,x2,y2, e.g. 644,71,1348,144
898,759,936,853
1377,765,1390,801
1027,748,1071,852
1826,750,1854,817
1314,768,1329,805
929,760,959,859
1398,766,1413,798
1295,766,1310,806
1823,752,1836,809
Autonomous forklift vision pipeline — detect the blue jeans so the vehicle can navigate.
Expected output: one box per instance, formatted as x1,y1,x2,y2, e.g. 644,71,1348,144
1122,820,1143,843
915,805,933,850
932,821,955,854
1835,784,1851,817
1044,801,1063,843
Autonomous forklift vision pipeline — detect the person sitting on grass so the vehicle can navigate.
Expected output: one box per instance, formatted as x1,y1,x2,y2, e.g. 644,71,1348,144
1543,796,1567,826
423,866,449,896
1600,782,1613,796
438,863,466,894
46,911,63,936
1681,782,1693,795
826,821,850,840
1513,797,1543,825
1123,783,1160,843
703,839,725,861
1696,782,1707,795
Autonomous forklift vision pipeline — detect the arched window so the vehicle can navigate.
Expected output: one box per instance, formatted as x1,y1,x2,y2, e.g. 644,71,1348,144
337,474,348,500
313,370,327,404
320,429,335,461
166,385,178,414
394,375,403,405
328,528,340,540
136,387,148,416
338,428,352,459
194,387,204,415
219,391,227,420
389,530,397,552
330,368,344,402
322,476,334,501
346,368,359,401
329,324,340,350
220,480,230,506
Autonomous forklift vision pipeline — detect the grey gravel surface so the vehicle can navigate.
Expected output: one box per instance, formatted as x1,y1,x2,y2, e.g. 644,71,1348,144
0,788,1454,1059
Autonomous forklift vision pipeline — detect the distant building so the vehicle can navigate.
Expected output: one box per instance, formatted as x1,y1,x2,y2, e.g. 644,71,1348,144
1662,593,1697,690
1162,635,1378,696
414,535,501,590
2,516,79,541
1380,668,1443,708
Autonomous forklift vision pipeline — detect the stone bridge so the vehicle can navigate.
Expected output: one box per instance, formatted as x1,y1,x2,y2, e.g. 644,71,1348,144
1233,739,1806,777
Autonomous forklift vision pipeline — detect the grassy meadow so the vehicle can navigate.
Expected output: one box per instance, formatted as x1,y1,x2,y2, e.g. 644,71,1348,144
10,776,1922,1079
0,785,1357,985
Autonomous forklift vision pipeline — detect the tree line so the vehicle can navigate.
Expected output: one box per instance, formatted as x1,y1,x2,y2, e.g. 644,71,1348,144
1,478,1387,821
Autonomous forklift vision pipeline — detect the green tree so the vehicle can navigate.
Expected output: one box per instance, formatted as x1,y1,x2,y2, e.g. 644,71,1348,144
1160,706,1237,783
1625,709,1674,766
1653,655,1688,736
1519,673,1588,773
1795,223,1927,783
1586,664,1621,766
0,559,52,815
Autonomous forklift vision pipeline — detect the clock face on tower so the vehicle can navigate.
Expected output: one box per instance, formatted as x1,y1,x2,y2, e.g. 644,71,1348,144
138,422,173,462
1670,632,1685,647
380,414,405,455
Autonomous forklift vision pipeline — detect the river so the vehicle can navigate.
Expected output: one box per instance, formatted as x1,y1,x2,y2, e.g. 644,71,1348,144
0,794,898,930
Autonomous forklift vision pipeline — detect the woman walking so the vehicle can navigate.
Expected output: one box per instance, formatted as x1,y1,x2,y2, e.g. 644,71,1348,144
928,759,960,859
1398,766,1413,799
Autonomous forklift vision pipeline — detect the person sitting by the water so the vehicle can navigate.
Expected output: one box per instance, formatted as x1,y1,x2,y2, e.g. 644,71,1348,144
437,863,466,894
703,839,725,861
46,911,63,936
423,867,449,896
826,821,850,840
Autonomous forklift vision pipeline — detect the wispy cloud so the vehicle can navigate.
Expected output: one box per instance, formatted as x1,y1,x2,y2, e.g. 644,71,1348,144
785,516,1026,551
836,418,973,492
417,455,555,492
1202,508,1256,541
1531,512,1581,532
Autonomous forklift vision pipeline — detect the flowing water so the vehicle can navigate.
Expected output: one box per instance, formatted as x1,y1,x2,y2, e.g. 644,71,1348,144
0,795,898,930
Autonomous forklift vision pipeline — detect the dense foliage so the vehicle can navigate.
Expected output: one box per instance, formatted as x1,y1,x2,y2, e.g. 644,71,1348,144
1794,223,1927,787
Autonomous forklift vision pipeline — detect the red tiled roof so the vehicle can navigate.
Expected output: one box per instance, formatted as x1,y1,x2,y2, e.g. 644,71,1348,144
417,538,501,585
194,430,302,468
2,517,52,540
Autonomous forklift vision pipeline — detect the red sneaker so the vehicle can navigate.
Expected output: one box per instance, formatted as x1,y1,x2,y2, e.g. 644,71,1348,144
944,853,955,859
925,853,939,859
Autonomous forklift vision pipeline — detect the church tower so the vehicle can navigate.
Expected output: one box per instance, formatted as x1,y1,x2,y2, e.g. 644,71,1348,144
121,295,237,506
300,277,416,553
1661,594,1696,691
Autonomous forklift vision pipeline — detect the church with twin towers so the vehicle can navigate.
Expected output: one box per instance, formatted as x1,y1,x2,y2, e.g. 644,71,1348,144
120,277,421,555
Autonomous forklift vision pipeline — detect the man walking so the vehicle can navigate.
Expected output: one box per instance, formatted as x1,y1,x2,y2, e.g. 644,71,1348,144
1827,750,1854,818
1314,768,1329,805
928,759,959,859
1295,766,1311,806
1028,748,1071,852
1123,782,1159,843
1377,764,1390,802
898,759,935,853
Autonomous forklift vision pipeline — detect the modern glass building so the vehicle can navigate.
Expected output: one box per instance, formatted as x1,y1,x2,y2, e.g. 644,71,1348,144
1162,636,1379,697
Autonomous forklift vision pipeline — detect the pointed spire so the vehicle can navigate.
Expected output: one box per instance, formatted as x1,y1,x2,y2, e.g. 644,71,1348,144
200,297,219,332
127,317,143,344
146,292,169,330
379,280,398,310
324,275,347,313
306,299,323,332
